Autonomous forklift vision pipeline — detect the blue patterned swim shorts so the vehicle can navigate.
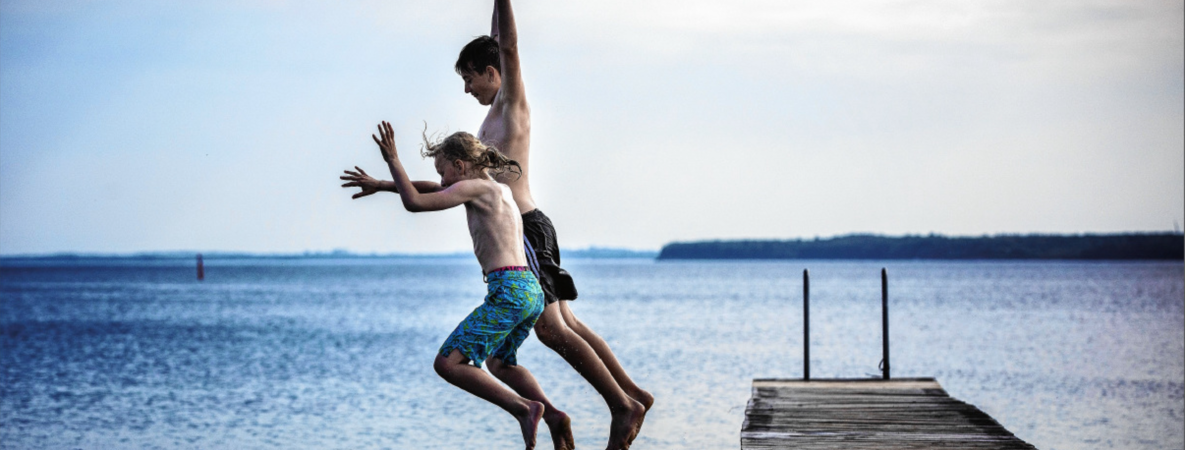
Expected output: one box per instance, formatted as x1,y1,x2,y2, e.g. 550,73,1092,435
439,267,544,368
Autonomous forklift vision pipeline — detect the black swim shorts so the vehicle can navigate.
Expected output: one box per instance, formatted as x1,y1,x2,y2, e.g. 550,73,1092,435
522,209,578,304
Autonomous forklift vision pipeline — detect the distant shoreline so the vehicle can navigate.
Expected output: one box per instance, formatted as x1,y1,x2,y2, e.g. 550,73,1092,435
5,233,1183,261
657,233,1184,260
0,247,660,261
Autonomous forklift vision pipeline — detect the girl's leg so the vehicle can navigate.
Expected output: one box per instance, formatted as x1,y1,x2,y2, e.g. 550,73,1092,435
487,358,575,450
434,350,544,449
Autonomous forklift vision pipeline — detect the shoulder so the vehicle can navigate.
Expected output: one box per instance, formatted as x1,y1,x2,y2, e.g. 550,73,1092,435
451,178,498,192
451,179,502,200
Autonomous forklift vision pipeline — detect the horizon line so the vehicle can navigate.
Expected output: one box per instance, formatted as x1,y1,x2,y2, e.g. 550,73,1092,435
0,246,661,259
3,231,1182,259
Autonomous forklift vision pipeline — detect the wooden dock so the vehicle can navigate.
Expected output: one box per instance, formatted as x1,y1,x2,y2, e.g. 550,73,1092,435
741,378,1036,449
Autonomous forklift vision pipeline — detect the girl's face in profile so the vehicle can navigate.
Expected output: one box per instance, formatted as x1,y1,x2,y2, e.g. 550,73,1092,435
434,156,468,187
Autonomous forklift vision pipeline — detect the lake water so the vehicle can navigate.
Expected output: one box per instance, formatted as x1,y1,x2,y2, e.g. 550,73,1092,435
2,258,1182,449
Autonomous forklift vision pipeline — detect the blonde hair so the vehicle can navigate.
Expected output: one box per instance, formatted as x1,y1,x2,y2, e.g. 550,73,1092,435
421,130,522,179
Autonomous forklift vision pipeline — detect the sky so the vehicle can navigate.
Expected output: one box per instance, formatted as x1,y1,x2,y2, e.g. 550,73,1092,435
1,0,1182,255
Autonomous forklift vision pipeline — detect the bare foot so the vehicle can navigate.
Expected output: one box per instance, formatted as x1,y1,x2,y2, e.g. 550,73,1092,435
606,400,645,450
517,401,545,450
625,388,654,443
628,388,654,412
544,409,575,450
628,391,653,444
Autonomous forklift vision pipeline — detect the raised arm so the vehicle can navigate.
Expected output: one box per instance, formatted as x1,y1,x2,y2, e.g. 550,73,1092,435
490,0,499,39
493,0,524,103
373,121,483,213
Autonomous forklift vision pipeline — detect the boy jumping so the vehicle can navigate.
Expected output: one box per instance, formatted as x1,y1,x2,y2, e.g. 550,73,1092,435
457,3,652,449
342,2,652,448
362,121,552,450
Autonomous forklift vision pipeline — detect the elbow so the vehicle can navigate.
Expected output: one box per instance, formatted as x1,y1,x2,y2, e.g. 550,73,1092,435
401,198,426,213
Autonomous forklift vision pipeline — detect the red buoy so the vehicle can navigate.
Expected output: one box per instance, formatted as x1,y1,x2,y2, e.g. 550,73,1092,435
197,253,205,281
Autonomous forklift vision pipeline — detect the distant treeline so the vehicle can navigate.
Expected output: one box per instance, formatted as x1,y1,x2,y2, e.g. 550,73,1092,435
0,247,657,261
657,233,1184,260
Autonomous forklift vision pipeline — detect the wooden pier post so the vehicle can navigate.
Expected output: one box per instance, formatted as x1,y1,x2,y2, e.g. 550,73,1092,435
803,269,809,381
881,267,889,380
746,269,1035,448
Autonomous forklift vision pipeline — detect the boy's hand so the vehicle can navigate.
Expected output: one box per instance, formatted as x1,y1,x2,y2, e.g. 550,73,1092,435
340,166,385,199
372,121,398,163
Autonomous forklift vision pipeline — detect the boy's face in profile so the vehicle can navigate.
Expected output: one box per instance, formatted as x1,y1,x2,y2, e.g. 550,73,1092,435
434,156,467,187
461,66,500,106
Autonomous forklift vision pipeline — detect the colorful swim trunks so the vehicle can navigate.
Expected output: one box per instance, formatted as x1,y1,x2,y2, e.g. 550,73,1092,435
439,267,544,368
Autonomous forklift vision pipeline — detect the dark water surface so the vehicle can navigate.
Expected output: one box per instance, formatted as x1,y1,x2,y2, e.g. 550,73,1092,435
2,259,1182,449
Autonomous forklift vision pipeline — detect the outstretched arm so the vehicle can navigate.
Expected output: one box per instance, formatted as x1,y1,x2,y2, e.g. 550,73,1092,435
372,121,484,212
340,166,442,199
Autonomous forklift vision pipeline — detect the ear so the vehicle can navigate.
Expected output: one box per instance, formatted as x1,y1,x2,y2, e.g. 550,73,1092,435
484,65,499,80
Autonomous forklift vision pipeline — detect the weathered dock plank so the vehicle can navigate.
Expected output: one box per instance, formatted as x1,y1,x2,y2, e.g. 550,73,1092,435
741,378,1036,450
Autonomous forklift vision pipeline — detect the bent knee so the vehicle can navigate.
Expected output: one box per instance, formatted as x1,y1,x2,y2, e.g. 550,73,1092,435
433,354,451,377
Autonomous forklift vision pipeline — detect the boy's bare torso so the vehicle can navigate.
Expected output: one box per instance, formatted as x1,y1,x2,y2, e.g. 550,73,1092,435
477,0,535,215
464,179,528,272
479,93,535,214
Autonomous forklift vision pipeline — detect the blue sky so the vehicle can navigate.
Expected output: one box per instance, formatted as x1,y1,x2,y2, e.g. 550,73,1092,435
1,0,1182,255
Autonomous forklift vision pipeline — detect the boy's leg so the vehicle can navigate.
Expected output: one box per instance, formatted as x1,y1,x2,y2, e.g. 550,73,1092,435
557,301,654,410
533,303,645,449
487,358,575,450
434,350,544,449
522,210,647,446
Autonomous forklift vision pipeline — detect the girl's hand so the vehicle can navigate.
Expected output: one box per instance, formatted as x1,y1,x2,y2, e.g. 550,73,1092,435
372,121,398,163
340,166,388,199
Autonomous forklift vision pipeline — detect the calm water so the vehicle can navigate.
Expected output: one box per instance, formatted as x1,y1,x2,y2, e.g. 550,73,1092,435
1,258,1182,449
